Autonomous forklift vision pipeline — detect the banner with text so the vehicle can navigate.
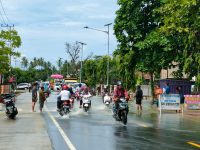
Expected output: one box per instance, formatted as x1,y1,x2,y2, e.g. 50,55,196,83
159,94,180,110
185,95,200,110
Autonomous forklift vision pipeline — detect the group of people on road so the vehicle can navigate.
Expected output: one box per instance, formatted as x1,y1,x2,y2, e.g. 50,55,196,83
31,81,94,113
102,81,144,113
154,82,185,112
56,83,93,112
31,82,46,112
34,80,188,115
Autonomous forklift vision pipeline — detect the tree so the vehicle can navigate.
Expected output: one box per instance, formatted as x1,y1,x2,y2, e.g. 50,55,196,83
114,0,167,92
82,59,97,87
21,57,29,69
57,58,63,74
0,41,10,74
0,29,21,74
65,42,81,77
61,60,69,77
158,0,200,89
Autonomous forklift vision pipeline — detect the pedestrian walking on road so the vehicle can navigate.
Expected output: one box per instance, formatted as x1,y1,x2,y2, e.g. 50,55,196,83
176,86,185,113
39,87,46,112
28,83,32,93
135,85,143,111
32,83,38,112
154,85,163,107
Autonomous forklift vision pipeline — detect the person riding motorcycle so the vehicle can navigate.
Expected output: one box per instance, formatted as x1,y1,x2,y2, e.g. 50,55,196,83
76,83,82,93
102,86,111,103
75,83,82,100
57,85,71,111
113,81,129,115
68,84,75,107
81,87,92,107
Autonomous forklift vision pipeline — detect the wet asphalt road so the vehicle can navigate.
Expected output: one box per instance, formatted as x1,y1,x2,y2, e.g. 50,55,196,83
43,92,200,150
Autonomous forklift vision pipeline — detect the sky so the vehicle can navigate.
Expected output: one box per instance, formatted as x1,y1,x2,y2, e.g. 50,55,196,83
0,0,118,67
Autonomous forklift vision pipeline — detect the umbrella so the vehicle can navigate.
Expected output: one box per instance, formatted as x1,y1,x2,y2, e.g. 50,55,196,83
50,74,63,79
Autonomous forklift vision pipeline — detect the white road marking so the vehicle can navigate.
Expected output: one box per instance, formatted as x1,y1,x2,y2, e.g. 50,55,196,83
45,106,76,150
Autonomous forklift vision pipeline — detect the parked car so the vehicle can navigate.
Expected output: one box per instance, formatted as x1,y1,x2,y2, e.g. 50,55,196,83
17,83,29,90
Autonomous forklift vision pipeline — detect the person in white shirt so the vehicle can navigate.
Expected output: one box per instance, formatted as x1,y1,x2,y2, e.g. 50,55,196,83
57,85,71,110
81,87,92,108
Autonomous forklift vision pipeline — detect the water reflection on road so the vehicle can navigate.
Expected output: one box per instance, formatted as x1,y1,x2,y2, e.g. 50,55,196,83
44,92,200,150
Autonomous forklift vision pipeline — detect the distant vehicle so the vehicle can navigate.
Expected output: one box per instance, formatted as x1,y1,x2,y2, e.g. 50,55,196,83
72,83,86,93
73,82,86,89
17,83,29,90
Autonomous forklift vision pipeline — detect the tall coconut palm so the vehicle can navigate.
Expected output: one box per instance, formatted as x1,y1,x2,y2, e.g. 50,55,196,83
57,58,63,74
21,57,29,69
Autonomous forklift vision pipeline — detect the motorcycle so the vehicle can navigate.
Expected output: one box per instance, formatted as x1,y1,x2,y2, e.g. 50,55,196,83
75,92,82,101
82,95,91,112
103,94,111,107
58,100,71,116
1,94,18,119
69,96,75,108
113,98,129,125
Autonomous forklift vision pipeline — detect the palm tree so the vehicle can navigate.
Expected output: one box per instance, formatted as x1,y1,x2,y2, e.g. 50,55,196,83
38,57,45,70
57,58,63,74
21,57,29,69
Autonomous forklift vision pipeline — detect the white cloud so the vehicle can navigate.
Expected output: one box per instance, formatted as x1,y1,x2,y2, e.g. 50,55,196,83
63,3,100,12
1,0,118,63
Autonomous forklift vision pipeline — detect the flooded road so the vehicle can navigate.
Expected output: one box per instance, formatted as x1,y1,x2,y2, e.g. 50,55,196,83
43,92,200,150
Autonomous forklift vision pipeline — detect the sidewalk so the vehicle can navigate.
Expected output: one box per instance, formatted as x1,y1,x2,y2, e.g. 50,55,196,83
0,92,52,150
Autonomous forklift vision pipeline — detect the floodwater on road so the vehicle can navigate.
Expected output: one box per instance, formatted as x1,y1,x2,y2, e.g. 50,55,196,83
43,92,200,150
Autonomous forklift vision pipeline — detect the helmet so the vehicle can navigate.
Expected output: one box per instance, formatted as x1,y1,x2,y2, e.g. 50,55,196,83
84,87,89,93
117,81,122,86
62,85,68,90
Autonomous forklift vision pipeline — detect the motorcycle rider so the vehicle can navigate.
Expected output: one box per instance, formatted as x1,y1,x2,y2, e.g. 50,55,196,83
80,87,92,108
68,84,75,107
102,86,112,104
57,85,71,111
113,81,129,116
76,83,82,93
75,83,82,101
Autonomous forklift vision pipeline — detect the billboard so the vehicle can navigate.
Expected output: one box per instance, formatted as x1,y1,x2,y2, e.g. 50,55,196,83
159,94,181,110
185,95,200,110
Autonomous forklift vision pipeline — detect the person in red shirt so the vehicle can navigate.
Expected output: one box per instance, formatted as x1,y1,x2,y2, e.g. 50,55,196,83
113,81,129,115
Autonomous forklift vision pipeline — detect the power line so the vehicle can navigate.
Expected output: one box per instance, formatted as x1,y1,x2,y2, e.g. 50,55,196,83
0,0,10,23
0,9,6,24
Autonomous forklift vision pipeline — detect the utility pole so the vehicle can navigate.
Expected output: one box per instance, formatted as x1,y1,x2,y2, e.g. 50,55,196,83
76,41,87,83
104,23,112,86
84,23,112,86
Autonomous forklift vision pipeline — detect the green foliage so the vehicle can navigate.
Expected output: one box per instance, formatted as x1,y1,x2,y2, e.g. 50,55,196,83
114,0,169,92
113,0,200,92
158,0,200,79
0,29,21,74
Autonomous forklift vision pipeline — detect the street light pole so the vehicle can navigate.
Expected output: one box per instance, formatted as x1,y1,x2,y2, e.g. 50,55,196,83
76,41,87,83
104,23,112,86
84,23,112,86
